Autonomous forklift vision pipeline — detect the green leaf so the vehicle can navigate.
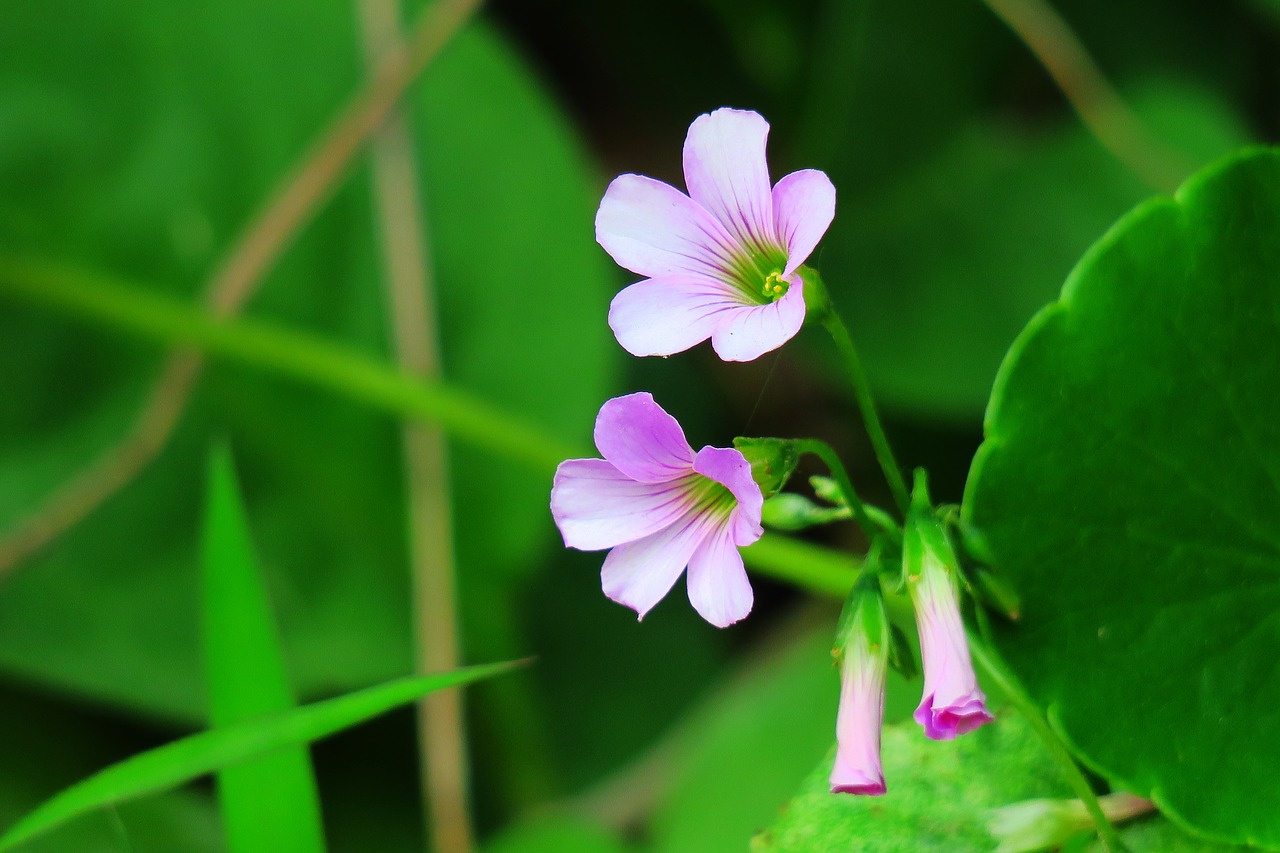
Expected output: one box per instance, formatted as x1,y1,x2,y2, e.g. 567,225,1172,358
201,445,324,852
0,661,521,851
756,714,1242,853
818,82,1252,419
963,148,1280,845
0,0,612,741
480,818,626,853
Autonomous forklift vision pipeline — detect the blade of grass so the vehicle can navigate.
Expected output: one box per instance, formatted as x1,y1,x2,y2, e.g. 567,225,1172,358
202,446,326,852
0,661,525,851
0,250,861,598
0,253,577,473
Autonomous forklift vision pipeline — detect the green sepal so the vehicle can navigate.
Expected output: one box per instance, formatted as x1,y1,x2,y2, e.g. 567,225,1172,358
761,493,850,531
796,265,830,324
733,437,801,499
833,543,892,662
886,622,919,681
903,469,958,585
941,508,1021,622
971,566,1022,623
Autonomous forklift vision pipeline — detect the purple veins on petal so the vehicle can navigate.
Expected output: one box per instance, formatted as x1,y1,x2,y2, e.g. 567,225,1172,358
771,169,836,275
683,108,775,248
608,276,740,359
595,107,837,362
593,392,694,483
708,278,807,363
549,393,765,626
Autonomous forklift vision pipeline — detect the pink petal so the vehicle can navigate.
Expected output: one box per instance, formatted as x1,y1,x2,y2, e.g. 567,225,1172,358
772,169,836,275
608,275,745,357
911,561,994,740
692,446,764,545
708,276,806,362
682,108,775,251
596,174,741,280
600,509,715,620
915,693,994,740
685,524,753,627
551,459,697,551
829,634,887,796
594,393,694,484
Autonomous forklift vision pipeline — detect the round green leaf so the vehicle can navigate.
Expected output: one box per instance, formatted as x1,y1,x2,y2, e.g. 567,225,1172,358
963,149,1280,845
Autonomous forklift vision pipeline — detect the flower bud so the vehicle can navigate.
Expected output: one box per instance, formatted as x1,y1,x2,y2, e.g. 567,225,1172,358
829,576,889,795
904,473,993,740
760,492,848,531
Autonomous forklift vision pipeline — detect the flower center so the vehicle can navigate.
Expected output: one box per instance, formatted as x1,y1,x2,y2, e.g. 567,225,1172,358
685,474,737,520
720,243,789,306
762,270,789,302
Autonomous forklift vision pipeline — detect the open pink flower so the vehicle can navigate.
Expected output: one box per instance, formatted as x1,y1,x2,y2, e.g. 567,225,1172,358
910,556,994,740
829,597,888,795
596,108,836,362
550,393,764,627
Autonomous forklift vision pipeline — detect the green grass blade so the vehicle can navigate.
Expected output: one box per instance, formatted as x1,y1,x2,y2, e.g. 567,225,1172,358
0,253,578,472
202,446,326,852
0,661,524,851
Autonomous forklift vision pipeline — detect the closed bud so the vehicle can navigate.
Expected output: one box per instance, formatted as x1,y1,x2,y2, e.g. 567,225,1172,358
761,493,849,531
829,575,889,795
904,470,993,740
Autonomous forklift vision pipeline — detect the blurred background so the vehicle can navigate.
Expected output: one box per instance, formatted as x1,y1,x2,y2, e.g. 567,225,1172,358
0,0,1275,849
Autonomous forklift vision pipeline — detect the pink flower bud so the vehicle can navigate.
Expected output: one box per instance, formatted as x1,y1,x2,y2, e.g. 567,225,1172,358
829,592,888,795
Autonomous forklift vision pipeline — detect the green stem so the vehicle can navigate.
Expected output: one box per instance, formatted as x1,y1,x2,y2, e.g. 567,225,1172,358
795,439,898,544
0,254,578,474
808,273,911,514
967,636,1128,853
741,533,859,598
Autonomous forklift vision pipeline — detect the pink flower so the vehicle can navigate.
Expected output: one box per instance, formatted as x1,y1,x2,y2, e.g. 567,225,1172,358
829,595,888,795
909,555,994,740
595,108,836,362
550,393,764,627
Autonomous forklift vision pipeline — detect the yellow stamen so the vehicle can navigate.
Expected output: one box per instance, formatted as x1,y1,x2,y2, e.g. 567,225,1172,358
762,270,789,301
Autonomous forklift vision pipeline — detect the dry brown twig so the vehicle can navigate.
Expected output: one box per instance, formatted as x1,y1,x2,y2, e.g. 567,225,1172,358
0,0,484,578
981,0,1194,192
354,0,473,849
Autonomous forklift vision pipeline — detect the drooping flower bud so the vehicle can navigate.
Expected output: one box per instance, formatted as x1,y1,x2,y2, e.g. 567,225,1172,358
904,473,993,740
829,571,889,795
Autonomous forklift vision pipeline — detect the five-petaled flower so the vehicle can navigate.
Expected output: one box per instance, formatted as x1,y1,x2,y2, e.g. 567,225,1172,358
550,392,764,627
596,107,836,362
909,547,994,740
829,591,889,796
